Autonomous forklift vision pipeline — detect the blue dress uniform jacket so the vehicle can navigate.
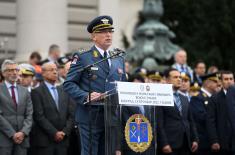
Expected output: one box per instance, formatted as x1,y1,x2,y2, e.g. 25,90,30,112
190,90,210,150
63,46,126,126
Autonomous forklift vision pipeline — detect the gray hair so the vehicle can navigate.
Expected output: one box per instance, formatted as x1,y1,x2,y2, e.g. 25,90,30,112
1,59,18,72
41,62,56,71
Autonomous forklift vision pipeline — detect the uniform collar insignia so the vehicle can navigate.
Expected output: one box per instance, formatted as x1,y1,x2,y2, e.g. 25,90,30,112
93,50,99,58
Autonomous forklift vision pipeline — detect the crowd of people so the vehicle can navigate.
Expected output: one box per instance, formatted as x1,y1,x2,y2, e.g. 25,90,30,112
0,14,235,155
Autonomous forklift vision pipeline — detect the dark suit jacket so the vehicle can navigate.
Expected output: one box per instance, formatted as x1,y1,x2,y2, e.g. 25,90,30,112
226,86,235,150
190,90,210,149
0,82,33,147
207,90,235,151
158,94,198,150
30,83,74,147
63,46,126,126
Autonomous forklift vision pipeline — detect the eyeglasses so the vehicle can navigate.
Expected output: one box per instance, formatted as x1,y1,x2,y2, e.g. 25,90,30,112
5,69,20,72
43,68,58,72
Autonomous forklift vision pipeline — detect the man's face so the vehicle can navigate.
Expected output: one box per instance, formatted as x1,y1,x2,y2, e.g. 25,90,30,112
207,80,219,94
195,63,206,76
175,50,187,65
58,67,66,79
221,74,234,90
20,75,33,87
50,49,61,60
42,63,58,83
92,29,113,50
2,64,19,83
167,70,182,90
180,79,190,92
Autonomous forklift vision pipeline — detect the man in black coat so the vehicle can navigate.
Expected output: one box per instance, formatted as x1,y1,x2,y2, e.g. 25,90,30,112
157,68,199,155
30,62,74,155
207,71,235,155
190,73,219,155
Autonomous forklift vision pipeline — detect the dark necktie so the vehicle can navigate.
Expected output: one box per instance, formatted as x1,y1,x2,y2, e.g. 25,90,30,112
103,51,110,72
174,92,182,114
10,85,17,108
181,65,185,72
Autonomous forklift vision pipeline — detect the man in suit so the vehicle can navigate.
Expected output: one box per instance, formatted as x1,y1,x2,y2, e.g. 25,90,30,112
30,62,74,155
190,73,219,155
157,68,198,155
172,49,193,81
192,60,206,86
0,59,33,155
63,15,126,155
207,71,235,155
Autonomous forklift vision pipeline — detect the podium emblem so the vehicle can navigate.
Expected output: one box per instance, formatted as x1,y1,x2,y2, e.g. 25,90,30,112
125,114,153,153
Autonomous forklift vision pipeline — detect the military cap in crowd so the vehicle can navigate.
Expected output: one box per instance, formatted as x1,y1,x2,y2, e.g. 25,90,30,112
200,72,219,82
87,15,114,33
147,70,163,81
181,72,191,81
19,63,35,76
190,82,201,91
133,67,147,78
57,56,70,67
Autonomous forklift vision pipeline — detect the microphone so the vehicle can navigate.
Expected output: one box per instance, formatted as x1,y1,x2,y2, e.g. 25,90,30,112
113,48,125,54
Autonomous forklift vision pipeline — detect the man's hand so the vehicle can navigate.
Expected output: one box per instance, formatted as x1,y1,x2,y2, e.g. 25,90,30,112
162,145,172,154
54,131,65,142
191,141,198,152
211,143,220,152
87,92,103,102
13,132,25,144
115,150,121,155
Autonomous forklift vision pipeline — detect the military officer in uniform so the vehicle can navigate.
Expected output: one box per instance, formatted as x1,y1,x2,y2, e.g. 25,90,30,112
190,73,219,155
63,15,126,155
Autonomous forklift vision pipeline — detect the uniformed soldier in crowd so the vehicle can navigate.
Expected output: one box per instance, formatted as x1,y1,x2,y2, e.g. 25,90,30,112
18,63,35,92
189,82,201,97
190,73,219,155
56,56,70,85
179,72,191,102
147,70,164,83
207,71,235,155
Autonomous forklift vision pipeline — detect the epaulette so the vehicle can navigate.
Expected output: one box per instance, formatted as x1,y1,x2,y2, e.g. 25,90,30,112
77,48,89,55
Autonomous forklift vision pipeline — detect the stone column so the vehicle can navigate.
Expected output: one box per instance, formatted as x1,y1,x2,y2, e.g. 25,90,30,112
98,0,121,48
15,0,68,61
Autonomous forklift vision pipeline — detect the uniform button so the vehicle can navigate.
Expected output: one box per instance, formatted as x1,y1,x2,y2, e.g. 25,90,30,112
106,79,108,82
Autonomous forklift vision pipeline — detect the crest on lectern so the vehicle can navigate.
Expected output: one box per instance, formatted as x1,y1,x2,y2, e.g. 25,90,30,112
125,114,153,153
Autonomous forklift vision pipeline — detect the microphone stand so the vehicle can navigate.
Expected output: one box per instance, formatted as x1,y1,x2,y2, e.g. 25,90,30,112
80,51,124,155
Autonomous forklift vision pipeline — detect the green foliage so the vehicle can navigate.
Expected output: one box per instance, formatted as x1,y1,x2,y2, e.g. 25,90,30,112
162,0,235,71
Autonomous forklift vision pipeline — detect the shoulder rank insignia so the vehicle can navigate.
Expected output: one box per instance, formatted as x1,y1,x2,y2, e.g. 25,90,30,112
125,114,153,153
93,50,99,58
